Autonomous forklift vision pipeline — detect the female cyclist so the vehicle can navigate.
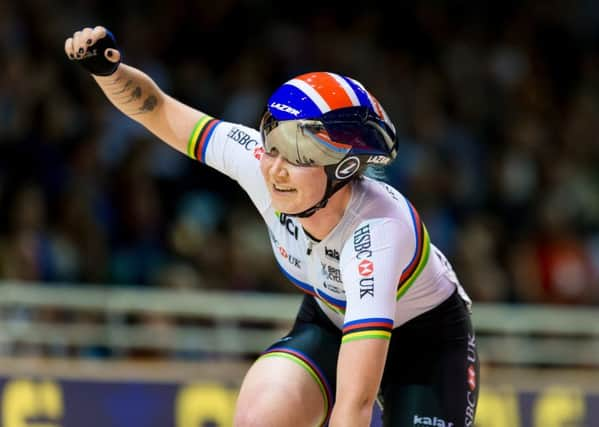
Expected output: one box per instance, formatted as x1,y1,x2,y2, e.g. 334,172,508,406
65,26,479,427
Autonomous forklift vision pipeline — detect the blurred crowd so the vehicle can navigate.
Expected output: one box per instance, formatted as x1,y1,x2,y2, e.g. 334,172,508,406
1,0,598,313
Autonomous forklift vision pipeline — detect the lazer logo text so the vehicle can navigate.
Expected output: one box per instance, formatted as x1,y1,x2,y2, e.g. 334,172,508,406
367,155,390,165
270,102,300,116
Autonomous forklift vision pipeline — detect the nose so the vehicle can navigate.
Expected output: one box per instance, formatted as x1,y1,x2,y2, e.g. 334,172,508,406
269,154,289,179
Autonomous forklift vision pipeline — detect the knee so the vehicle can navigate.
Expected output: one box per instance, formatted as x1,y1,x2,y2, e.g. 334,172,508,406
234,389,324,427
233,411,258,427
233,395,273,427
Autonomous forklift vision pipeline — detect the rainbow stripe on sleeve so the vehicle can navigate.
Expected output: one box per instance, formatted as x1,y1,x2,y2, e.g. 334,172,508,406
187,115,221,162
342,318,393,344
396,200,431,300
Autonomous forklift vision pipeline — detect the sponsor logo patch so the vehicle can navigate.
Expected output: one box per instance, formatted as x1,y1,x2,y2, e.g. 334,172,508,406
323,281,344,294
467,365,476,391
335,156,360,179
382,183,400,201
278,246,287,258
270,102,300,116
413,415,454,426
354,224,375,298
277,212,299,240
227,127,259,150
359,277,374,298
253,146,265,160
353,224,372,259
358,259,374,277
277,246,301,268
325,246,340,261
321,263,342,283
366,155,390,165
465,333,477,426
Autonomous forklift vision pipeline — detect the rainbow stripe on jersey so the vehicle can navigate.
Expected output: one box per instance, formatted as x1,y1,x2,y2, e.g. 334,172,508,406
342,318,393,344
396,200,431,300
187,115,221,162
274,259,347,315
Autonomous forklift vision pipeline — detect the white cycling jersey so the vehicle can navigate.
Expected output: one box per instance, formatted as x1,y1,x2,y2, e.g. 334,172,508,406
187,116,472,342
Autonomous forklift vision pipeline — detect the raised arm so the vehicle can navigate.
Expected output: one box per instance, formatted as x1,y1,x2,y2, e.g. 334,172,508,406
64,26,205,155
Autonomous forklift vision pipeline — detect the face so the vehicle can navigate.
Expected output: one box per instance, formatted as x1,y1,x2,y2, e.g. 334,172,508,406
259,148,327,215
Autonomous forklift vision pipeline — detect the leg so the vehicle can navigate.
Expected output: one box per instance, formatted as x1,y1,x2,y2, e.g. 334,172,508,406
381,345,480,427
234,295,341,427
380,291,480,427
234,353,327,427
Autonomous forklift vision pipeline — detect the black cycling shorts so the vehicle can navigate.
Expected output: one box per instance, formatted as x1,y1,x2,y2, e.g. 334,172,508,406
261,289,479,427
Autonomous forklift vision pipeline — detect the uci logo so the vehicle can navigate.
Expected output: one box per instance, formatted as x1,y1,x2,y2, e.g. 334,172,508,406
278,212,299,240
335,156,360,180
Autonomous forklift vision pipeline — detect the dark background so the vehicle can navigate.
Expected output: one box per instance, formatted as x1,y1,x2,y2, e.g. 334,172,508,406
1,0,598,306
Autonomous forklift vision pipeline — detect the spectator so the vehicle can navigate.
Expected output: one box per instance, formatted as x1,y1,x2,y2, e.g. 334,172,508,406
0,0,596,311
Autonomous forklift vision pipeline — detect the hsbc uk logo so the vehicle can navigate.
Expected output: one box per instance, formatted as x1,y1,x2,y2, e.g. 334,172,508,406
227,127,259,151
354,224,374,298
467,365,476,391
253,146,265,160
358,259,374,276
277,246,301,269
465,333,478,427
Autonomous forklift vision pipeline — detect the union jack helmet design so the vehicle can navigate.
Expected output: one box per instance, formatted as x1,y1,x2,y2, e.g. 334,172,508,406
263,71,397,165
260,72,399,217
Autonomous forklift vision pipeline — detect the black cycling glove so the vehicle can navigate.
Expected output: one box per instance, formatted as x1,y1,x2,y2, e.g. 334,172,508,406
79,30,121,76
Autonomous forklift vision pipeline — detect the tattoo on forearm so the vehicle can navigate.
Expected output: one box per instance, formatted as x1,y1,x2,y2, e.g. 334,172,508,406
122,86,142,104
131,95,158,115
111,79,132,95
106,76,122,86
